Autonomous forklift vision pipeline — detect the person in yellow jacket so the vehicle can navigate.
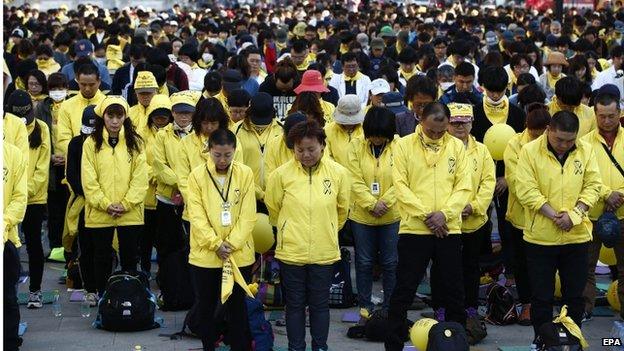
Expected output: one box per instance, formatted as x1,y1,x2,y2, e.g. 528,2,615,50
136,94,172,275
81,95,148,296
547,76,596,139
430,103,495,331
4,90,30,156
581,92,624,320
503,103,552,325
325,94,365,167
57,63,105,156
263,112,307,185
179,97,243,222
21,102,51,309
265,119,351,351
385,102,472,350
3,142,27,351
128,71,159,129
346,107,400,318
186,128,256,351
235,92,283,207
515,110,602,334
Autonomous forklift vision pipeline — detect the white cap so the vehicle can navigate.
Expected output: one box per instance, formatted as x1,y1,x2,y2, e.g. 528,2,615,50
369,79,391,96
169,20,179,27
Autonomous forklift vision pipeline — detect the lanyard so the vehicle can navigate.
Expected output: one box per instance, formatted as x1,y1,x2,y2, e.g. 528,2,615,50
206,165,234,208
370,142,386,182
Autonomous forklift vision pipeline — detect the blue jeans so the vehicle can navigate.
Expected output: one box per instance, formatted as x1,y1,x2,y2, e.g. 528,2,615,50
279,262,333,351
352,221,399,311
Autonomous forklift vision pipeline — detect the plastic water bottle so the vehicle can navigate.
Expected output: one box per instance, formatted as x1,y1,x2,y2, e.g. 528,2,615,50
52,290,62,317
134,345,143,351
80,297,91,318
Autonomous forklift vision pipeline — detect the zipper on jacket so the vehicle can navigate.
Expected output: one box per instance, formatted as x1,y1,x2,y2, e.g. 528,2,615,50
308,167,313,260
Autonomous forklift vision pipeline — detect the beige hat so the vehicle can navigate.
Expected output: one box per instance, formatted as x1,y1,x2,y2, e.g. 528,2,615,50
544,52,569,67
134,71,158,93
333,95,365,125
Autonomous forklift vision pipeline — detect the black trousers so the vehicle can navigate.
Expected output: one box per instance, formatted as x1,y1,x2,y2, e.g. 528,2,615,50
509,226,531,303
495,192,515,278
22,204,46,292
4,241,21,351
385,235,465,351
139,209,157,273
191,264,252,351
155,201,185,256
46,173,69,248
88,225,141,295
525,241,588,335
77,211,97,293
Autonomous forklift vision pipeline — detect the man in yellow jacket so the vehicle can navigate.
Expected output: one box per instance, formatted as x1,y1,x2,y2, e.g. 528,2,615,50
581,92,624,320
515,110,601,335
3,142,27,350
385,102,472,351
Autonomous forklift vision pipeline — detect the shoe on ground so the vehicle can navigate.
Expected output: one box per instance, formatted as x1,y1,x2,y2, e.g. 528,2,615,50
517,304,532,326
581,311,592,323
421,311,434,318
408,296,427,310
85,292,99,307
27,291,43,309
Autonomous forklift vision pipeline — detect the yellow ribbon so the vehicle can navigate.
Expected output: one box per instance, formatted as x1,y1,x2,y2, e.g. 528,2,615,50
553,305,589,348
221,257,254,303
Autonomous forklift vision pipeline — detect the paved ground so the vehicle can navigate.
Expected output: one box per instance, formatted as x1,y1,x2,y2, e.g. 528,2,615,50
16,248,618,351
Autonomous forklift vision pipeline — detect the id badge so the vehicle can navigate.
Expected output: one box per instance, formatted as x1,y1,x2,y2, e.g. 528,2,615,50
371,182,380,195
221,210,232,227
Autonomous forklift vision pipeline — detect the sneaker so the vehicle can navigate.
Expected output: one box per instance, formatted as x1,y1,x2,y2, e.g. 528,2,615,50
27,291,43,309
85,292,99,307
518,304,532,326
581,311,592,323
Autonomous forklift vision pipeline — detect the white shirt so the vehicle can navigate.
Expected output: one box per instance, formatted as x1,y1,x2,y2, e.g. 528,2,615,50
328,73,372,106
592,66,624,107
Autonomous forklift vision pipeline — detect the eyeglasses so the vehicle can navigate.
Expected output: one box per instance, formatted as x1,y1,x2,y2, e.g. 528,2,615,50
28,81,42,87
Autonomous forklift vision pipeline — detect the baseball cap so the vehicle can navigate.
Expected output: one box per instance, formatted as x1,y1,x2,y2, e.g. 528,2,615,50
81,105,97,135
369,79,391,96
222,69,243,93
381,92,409,115
597,83,621,101
134,71,159,93
5,90,34,123
448,103,474,123
170,92,196,113
485,31,498,46
248,92,275,125
370,37,385,50
75,39,94,58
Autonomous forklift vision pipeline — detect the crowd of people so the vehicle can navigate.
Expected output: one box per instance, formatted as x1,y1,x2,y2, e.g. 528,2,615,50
3,0,624,350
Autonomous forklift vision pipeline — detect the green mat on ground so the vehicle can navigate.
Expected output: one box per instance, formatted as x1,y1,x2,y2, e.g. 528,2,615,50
48,247,66,262
17,291,55,305
597,282,610,292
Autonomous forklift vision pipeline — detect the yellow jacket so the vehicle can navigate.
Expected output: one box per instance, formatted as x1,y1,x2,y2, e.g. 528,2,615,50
3,143,27,247
235,120,283,200
4,113,29,157
504,131,534,229
152,124,186,201
81,128,148,228
265,156,351,265
187,161,257,268
515,135,602,245
581,127,624,220
179,132,243,220
547,98,596,139
320,100,335,124
392,126,472,235
128,103,149,129
57,90,106,155
138,125,159,210
346,138,400,225
26,120,51,204
324,122,364,166
462,137,496,232
263,134,293,185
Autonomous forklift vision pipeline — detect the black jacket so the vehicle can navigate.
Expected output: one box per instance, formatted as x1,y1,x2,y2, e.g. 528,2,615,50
66,135,86,196
111,63,132,95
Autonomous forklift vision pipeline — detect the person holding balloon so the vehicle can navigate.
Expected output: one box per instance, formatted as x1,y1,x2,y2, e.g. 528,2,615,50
265,119,351,351
186,128,257,351
472,65,526,288
503,103,552,325
581,91,624,321
514,110,601,338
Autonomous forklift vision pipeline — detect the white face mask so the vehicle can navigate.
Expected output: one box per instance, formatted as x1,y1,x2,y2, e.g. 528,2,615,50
208,37,220,44
49,89,67,102
535,41,543,48
202,52,213,62
95,57,107,66
446,20,455,25
440,82,454,91
486,94,505,106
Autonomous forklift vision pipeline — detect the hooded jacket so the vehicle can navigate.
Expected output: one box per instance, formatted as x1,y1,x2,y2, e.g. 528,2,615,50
3,143,27,247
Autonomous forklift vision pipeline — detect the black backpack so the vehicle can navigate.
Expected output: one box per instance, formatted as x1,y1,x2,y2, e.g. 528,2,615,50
329,248,356,308
426,322,470,351
156,246,195,311
485,283,518,325
535,321,582,351
96,271,160,332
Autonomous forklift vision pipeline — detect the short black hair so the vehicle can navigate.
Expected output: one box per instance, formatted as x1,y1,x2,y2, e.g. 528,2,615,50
518,83,546,106
228,89,251,108
291,40,309,54
129,44,147,60
594,92,621,111
75,59,100,79
550,110,579,133
363,107,396,140
208,128,237,149
510,54,529,70
525,103,551,129
405,75,437,102
192,98,230,136
341,52,358,64
421,102,450,121
555,76,582,106
611,45,624,58
204,71,222,94
398,47,417,64
454,61,475,77
479,66,508,92
517,73,536,86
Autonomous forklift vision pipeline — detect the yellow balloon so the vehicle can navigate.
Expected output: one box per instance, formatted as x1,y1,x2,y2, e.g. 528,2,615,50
410,318,438,351
252,213,274,254
483,124,516,161
608,281,620,312
554,271,562,299
600,245,617,266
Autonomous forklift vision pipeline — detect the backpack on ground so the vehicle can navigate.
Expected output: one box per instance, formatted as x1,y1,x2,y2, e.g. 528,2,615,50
156,246,195,311
253,251,284,307
329,248,356,308
535,322,582,351
95,271,160,332
246,297,274,351
485,283,518,325
426,321,470,351
465,315,487,345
